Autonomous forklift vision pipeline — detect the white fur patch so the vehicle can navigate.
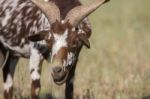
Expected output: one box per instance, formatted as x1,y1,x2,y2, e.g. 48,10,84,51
66,52,75,66
35,88,40,95
72,27,76,32
21,38,25,45
61,20,65,24
0,0,19,26
48,33,51,39
0,36,30,57
44,0,49,2
78,29,84,34
2,12,11,27
51,29,68,60
31,70,40,80
83,18,91,28
63,60,66,67
29,46,42,80
4,74,13,92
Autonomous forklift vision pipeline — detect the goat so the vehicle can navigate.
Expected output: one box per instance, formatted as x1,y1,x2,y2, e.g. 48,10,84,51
0,0,110,98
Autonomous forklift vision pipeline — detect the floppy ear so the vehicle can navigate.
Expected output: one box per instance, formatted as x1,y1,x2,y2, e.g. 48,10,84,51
28,31,49,41
78,34,90,48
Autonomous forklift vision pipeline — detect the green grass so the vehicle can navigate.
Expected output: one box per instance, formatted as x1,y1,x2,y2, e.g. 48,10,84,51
0,0,150,98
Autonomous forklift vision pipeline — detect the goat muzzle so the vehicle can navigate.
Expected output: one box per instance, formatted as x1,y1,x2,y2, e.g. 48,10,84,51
51,66,69,85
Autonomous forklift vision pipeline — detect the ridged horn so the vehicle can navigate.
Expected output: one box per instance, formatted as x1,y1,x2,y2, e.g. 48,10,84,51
65,0,110,26
31,0,60,23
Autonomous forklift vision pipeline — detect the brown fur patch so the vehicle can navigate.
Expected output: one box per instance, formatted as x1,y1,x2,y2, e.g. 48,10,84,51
51,21,72,34
4,87,13,99
31,79,41,99
53,47,68,66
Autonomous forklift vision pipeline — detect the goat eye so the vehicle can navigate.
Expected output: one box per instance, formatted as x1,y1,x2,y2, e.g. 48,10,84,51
71,41,77,48
75,28,78,31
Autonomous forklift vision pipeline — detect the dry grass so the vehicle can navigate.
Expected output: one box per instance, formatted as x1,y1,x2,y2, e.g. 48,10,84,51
0,0,150,99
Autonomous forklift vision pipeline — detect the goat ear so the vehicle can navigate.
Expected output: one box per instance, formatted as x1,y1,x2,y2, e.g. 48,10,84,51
78,34,90,48
28,31,49,41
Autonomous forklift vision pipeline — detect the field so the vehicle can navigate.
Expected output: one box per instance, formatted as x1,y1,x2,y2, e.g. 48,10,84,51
0,0,150,99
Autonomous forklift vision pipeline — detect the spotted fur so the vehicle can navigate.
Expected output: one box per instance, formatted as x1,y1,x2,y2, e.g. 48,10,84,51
0,0,50,57
0,0,93,99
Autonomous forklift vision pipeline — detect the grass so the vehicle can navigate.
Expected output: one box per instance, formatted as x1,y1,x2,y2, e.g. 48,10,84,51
0,0,150,98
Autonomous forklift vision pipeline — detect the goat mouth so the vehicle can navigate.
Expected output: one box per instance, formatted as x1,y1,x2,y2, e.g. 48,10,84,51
52,71,69,85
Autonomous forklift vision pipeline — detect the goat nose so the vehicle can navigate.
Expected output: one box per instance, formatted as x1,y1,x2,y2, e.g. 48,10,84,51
53,66,62,74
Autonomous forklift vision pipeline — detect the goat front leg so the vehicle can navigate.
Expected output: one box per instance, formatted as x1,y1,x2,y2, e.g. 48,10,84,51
3,55,18,99
65,62,77,99
29,48,43,99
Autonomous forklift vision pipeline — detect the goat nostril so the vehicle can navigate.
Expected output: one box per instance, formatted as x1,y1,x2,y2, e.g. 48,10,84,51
53,67,62,74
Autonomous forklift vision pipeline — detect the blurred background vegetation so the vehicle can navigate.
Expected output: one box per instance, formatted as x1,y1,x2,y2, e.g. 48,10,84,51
0,0,150,98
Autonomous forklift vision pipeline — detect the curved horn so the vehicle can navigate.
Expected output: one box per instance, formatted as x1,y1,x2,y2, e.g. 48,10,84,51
65,0,110,26
32,0,60,23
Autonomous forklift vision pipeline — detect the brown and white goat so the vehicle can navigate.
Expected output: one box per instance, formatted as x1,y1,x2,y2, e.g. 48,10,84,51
0,0,110,98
